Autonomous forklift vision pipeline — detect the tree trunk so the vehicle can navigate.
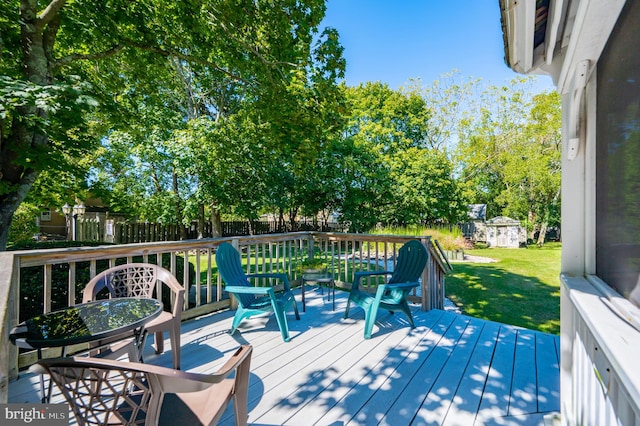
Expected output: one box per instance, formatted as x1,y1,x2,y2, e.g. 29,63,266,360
0,2,56,250
536,222,548,247
289,207,298,231
172,170,187,240
527,209,536,241
197,203,205,239
537,188,560,247
278,208,285,232
210,204,222,238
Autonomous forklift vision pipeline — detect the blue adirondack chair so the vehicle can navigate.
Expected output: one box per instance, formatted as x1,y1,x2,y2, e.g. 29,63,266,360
216,242,300,342
344,240,428,339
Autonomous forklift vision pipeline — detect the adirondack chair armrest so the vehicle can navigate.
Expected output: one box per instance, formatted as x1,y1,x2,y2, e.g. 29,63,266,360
224,285,274,296
385,282,420,291
246,273,288,280
246,273,292,291
353,270,393,290
374,282,419,304
372,282,419,304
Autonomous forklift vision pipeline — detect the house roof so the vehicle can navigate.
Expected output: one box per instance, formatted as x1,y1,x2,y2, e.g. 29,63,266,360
499,0,553,76
498,0,626,92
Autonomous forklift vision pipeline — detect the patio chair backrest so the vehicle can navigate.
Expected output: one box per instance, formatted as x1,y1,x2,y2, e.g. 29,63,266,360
84,263,158,300
216,243,255,307
387,240,428,284
82,263,185,369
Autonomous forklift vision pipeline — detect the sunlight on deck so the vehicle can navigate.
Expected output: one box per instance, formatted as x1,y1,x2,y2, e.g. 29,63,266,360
9,288,559,425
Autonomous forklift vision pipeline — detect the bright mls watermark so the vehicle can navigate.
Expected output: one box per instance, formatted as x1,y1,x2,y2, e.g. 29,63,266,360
1,404,68,425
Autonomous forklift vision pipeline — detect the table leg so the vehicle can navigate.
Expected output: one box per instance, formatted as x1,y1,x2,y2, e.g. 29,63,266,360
301,279,306,313
332,279,335,311
37,346,64,403
38,349,46,403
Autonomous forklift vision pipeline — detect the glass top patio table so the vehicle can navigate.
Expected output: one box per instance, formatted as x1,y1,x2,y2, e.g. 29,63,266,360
10,297,162,404
10,297,163,350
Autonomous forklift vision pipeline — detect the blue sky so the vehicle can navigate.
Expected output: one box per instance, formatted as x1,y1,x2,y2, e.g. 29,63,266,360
320,0,555,93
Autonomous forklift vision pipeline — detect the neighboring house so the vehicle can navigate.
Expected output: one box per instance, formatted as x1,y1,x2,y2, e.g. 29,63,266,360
37,198,111,239
36,207,66,237
499,0,640,424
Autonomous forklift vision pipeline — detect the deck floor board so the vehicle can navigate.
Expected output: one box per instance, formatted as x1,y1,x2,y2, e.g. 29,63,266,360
8,289,560,425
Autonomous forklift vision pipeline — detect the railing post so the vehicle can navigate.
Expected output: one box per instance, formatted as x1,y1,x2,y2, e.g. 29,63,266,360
420,237,432,311
307,234,315,262
0,253,19,402
229,239,240,309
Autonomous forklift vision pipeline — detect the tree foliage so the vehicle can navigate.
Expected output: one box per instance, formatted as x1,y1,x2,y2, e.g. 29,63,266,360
1,0,561,248
0,0,339,248
337,82,467,231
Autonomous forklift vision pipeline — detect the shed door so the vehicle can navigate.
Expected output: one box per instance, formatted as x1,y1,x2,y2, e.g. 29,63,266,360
497,227,508,247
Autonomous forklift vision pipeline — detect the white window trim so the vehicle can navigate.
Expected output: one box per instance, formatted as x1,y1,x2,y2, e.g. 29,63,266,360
40,209,52,222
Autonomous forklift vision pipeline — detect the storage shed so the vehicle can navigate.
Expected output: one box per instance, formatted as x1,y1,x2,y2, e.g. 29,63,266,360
485,216,522,248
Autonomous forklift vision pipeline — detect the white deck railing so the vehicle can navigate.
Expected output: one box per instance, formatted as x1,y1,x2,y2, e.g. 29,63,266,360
0,231,450,402
561,274,640,425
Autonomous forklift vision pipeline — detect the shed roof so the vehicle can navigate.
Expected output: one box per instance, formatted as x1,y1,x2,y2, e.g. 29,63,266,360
486,216,520,225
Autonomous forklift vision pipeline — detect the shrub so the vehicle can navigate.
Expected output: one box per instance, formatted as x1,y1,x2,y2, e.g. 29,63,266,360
368,225,467,251
11,241,195,322
438,235,468,251
8,203,40,245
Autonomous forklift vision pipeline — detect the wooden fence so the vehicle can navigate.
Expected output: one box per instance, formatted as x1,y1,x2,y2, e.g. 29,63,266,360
76,218,346,244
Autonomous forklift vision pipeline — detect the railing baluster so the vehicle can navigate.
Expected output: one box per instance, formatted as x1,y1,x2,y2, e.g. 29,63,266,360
44,264,52,314
170,253,177,278
206,248,212,303
155,253,162,302
384,241,389,273
182,250,189,310
68,262,76,306
89,259,96,280
195,249,201,307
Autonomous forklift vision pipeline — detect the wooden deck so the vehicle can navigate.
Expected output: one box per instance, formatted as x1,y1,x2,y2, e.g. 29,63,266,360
9,289,560,425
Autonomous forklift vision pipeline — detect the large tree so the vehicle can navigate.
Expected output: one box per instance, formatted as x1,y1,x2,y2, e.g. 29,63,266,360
84,8,344,237
406,71,480,153
457,81,561,241
339,82,466,230
0,0,334,248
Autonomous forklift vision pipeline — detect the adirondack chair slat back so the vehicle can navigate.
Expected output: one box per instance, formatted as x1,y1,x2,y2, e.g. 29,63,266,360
216,243,256,306
388,240,428,284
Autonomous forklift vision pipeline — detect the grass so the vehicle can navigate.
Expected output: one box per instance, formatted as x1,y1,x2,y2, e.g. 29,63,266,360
446,242,561,334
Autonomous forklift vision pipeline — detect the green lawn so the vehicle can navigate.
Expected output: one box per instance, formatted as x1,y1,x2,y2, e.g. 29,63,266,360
446,243,561,334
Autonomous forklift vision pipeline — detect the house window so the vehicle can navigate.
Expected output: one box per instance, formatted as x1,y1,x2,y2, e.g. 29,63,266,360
40,209,52,222
596,0,640,307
